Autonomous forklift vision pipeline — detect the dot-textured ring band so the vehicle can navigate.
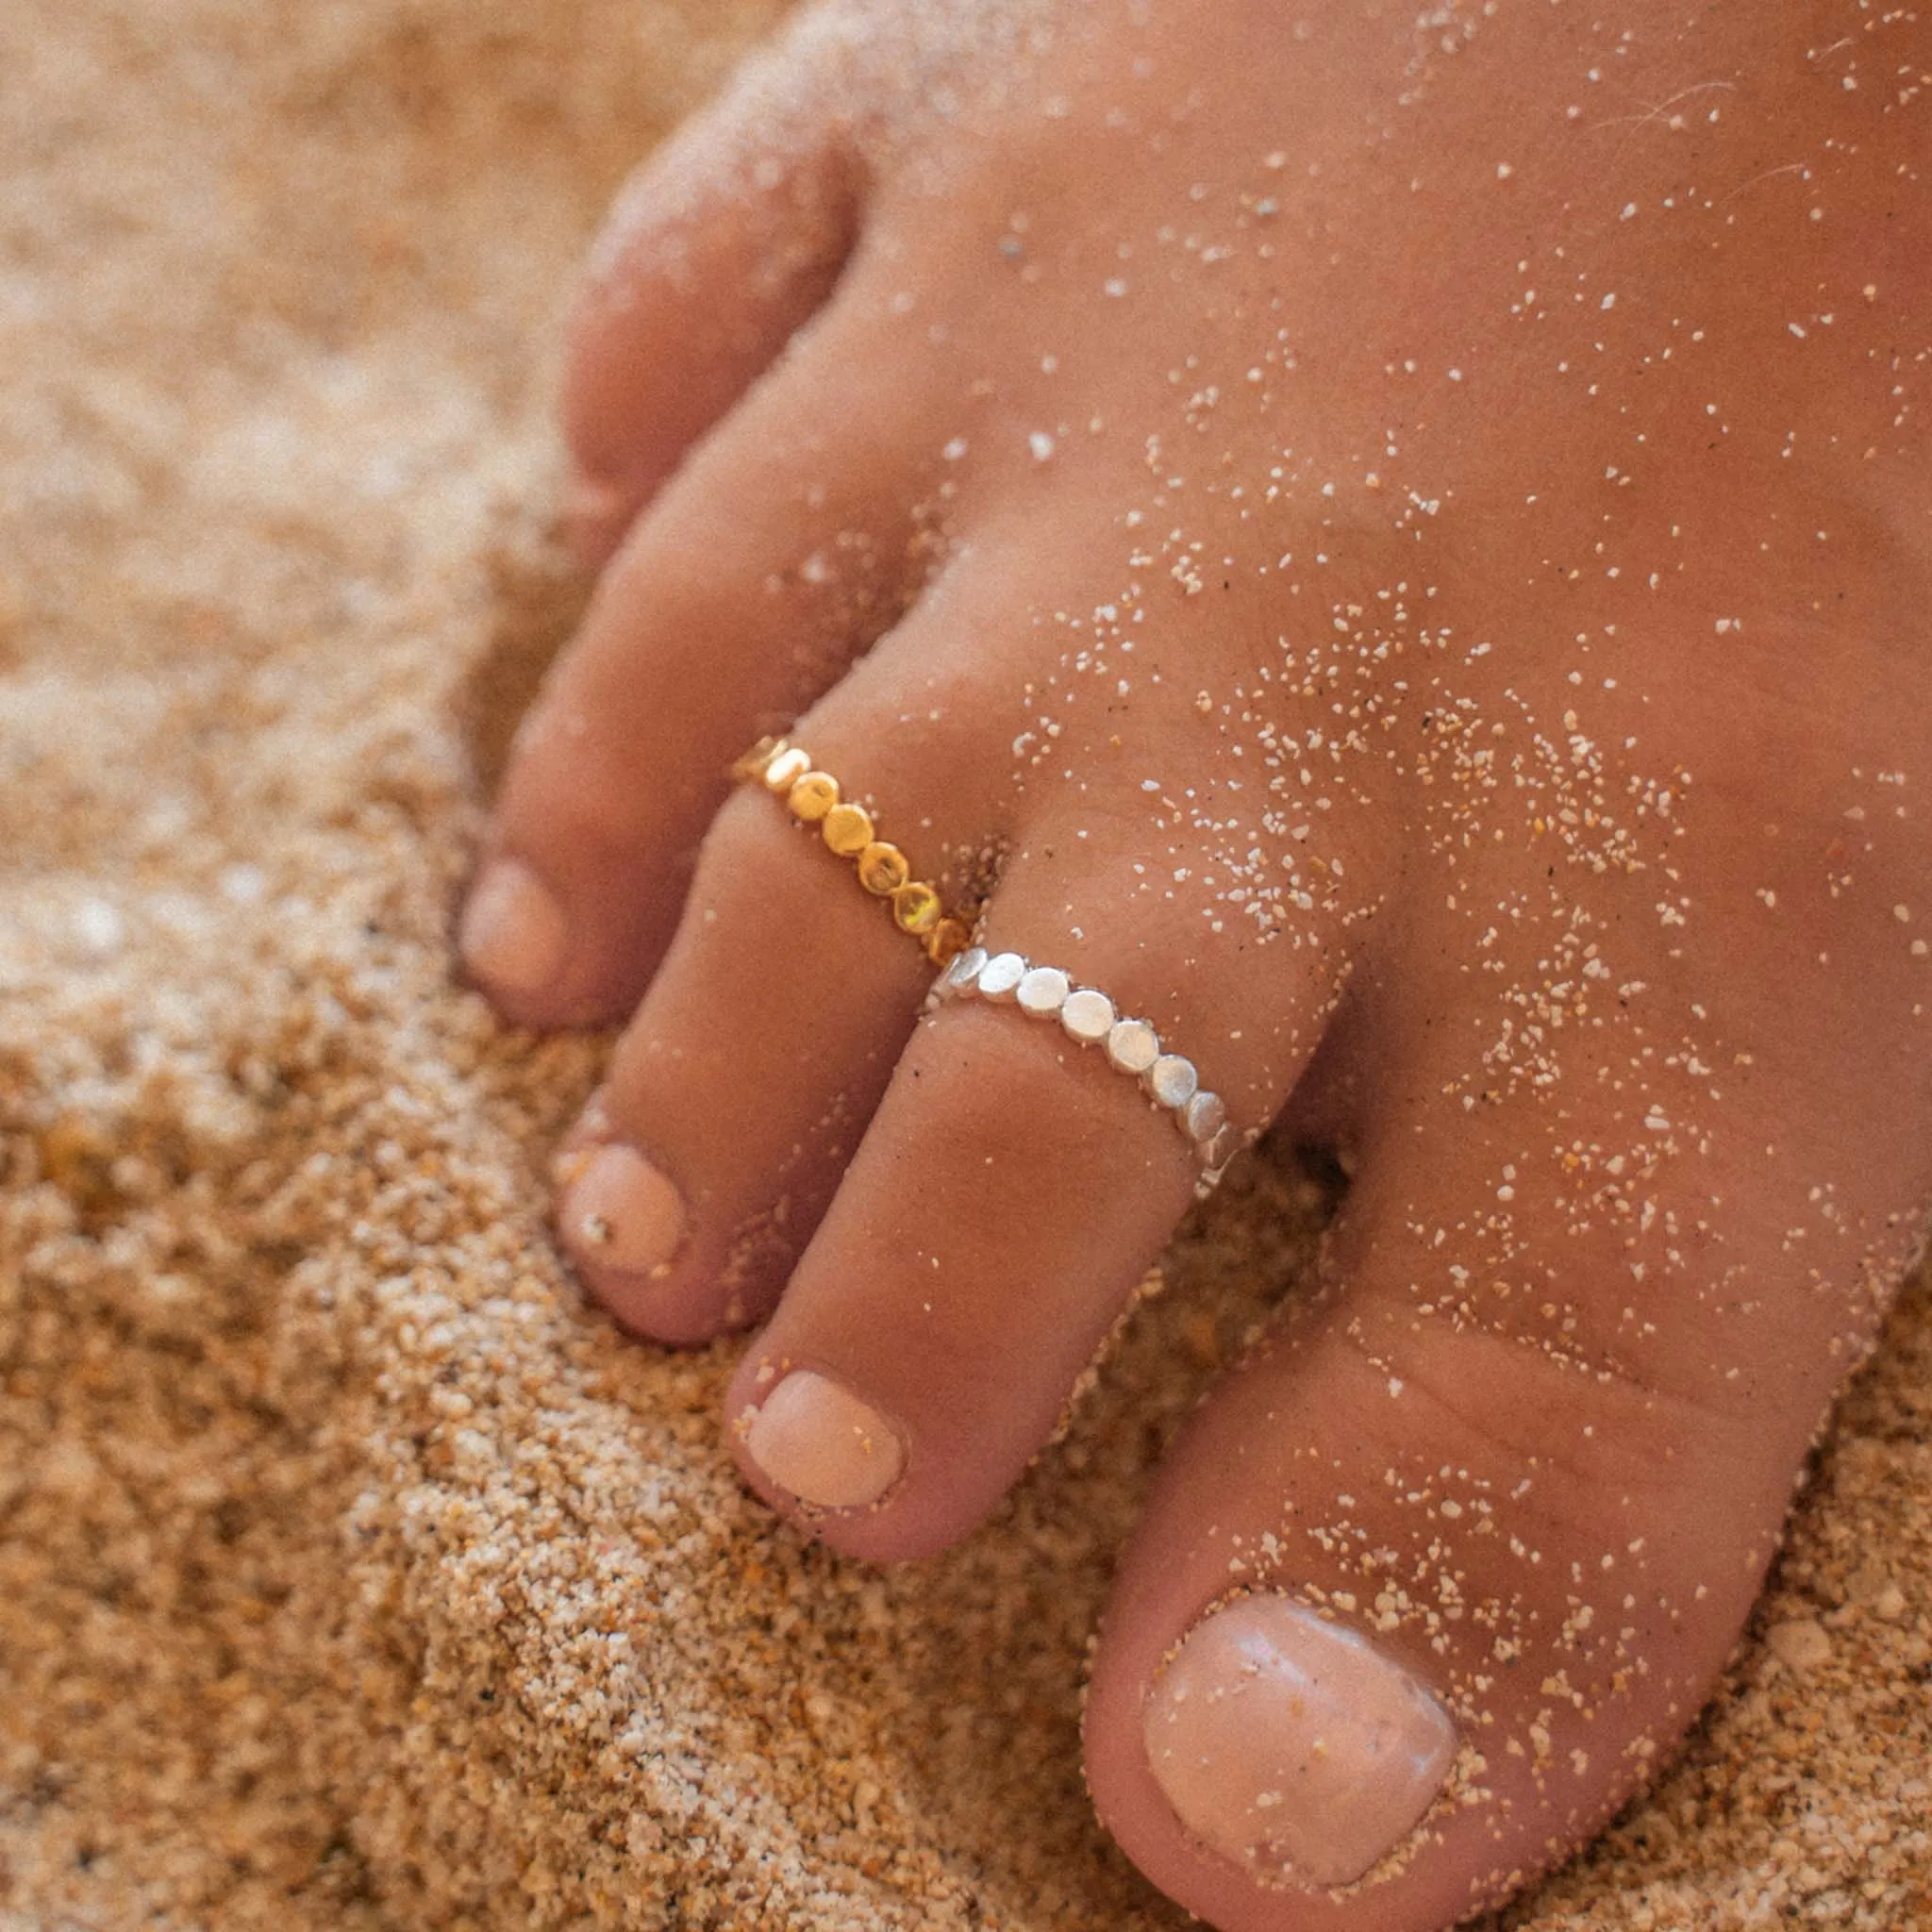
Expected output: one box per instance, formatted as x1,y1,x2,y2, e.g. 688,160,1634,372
931,947,1240,1196
735,737,972,968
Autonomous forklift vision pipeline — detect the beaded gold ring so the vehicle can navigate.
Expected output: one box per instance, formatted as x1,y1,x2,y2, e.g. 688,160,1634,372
735,737,972,968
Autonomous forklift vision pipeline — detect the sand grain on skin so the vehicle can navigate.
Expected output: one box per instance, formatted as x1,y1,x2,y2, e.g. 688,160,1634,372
1,1,1929,1927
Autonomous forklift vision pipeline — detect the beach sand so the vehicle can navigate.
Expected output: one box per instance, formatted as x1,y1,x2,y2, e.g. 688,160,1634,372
2,2,1927,1925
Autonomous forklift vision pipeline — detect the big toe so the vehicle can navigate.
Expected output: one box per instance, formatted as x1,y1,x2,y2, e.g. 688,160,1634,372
1084,1025,1930,1929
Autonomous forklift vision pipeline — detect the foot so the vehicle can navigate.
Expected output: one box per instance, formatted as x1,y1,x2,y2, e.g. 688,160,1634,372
458,3,1932,1924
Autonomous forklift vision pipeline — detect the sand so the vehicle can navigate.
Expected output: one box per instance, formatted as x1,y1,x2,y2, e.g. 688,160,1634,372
2,1,1928,1926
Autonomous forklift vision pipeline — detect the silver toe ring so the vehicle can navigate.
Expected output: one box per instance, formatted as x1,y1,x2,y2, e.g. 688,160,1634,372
929,947,1241,1197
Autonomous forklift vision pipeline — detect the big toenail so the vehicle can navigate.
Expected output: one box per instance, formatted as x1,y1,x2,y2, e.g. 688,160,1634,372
1142,1594,1456,1889
559,1143,686,1279
742,1371,905,1511
460,859,568,997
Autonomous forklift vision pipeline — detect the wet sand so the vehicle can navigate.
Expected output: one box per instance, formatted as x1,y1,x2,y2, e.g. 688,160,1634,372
2,2,1927,1925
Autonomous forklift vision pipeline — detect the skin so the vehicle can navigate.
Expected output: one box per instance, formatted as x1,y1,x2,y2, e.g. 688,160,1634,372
461,2,1932,1926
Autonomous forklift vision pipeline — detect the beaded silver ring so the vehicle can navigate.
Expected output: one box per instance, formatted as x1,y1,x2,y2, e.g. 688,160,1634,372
929,947,1240,1197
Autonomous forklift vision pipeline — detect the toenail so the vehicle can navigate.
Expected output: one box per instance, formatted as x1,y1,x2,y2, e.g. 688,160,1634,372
741,1370,905,1511
460,859,568,998
559,1142,687,1280
1142,1594,1456,1890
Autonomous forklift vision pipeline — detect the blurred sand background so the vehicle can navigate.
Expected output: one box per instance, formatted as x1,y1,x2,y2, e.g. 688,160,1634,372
1,2,1928,1925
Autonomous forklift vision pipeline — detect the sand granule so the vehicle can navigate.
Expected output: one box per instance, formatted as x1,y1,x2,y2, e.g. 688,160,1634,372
2,2,1927,1925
